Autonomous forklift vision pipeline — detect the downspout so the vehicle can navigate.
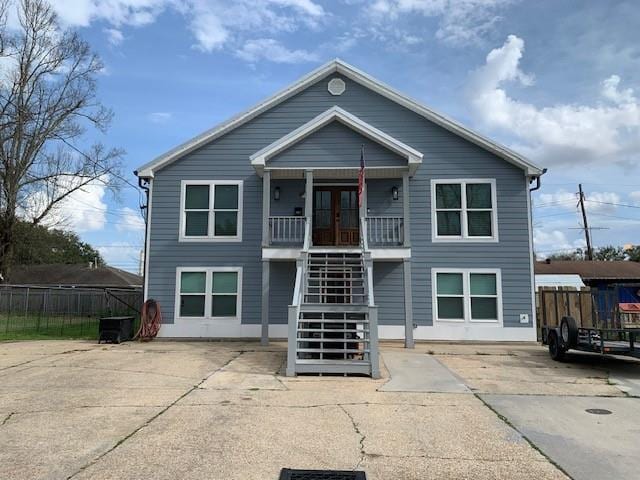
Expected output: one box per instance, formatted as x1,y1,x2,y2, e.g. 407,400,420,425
135,171,150,299
529,168,547,192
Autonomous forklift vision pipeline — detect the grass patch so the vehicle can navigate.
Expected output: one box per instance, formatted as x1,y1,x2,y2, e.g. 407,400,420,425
0,315,138,341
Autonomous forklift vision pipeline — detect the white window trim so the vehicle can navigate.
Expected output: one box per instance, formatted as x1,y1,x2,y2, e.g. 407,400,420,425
432,268,503,325
175,266,243,321
179,180,243,242
431,178,498,243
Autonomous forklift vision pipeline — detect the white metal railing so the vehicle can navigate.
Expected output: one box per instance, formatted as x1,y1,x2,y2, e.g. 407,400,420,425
286,218,311,376
365,216,404,246
269,216,306,245
360,216,379,378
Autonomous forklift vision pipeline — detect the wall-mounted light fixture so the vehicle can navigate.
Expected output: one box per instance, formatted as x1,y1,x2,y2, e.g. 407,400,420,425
274,186,280,201
391,186,399,201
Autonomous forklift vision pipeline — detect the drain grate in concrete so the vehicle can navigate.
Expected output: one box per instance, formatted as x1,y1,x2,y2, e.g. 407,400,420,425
586,408,612,415
279,469,366,480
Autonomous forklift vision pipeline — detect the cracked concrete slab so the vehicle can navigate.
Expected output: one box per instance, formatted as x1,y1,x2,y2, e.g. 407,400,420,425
72,403,362,480
380,350,470,393
436,351,625,396
0,340,608,480
0,405,164,480
481,394,640,480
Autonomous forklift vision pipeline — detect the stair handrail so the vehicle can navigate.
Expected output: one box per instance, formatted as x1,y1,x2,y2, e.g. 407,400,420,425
286,216,311,376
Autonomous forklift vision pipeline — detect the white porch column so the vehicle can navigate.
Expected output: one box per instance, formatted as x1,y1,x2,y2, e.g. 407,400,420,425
402,171,410,247
403,258,414,348
262,170,271,247
261,259,270,346
304,169,313,219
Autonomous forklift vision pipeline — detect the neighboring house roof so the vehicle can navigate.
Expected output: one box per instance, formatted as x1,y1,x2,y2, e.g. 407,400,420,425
250,106,424,176
135,59,544,178
535,274,586,289
6,264,142,288
535,261,640,281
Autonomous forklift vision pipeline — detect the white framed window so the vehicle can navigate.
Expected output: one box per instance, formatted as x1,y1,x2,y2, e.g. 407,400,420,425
431,179,498,242
432,268,502,324
175,267,242,320
179,180,243,242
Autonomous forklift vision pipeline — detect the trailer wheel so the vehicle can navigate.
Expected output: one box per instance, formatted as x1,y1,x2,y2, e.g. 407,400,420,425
560,316,578,349
548,331,565,361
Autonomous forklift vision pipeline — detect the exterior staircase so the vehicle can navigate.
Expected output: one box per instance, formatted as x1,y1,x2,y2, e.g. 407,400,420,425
286,249,380,377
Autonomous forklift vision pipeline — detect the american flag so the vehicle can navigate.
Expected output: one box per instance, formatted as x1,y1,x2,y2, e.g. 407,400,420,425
358,145,365,208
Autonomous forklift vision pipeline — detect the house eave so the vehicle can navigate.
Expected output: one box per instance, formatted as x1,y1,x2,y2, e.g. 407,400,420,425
135,58,544,178
249,106,423,177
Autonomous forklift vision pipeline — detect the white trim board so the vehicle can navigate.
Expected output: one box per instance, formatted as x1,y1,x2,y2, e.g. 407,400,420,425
178,180,244,243
155,322,535,341
431,178,499,243
135,59,544,178
250,106,423,176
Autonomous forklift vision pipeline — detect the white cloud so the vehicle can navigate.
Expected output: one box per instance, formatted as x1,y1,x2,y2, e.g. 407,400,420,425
97,242,143,274
115,207,145,233
147,112,172,123
367,0,514,46
537,189,621,214
104,27,124,46
468,35,640,166
47,0,325,60
534,228,585,258
236,38,318,63
630,191,640,205
21,176,110,232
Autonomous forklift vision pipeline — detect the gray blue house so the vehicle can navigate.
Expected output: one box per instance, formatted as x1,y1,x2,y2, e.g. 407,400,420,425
135,60,544,377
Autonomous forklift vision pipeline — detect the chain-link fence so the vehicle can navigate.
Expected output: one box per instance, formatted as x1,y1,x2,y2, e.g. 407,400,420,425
0,285,142,340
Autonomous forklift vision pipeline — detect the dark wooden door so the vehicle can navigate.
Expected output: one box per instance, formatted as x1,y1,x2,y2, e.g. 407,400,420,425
312,187,359,246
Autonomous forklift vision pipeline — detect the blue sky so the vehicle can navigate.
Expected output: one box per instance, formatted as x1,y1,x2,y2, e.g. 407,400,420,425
40,0,640,271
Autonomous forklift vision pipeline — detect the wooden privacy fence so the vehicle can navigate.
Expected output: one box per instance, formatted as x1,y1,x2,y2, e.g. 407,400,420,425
536,286,623,339
0,285,142,339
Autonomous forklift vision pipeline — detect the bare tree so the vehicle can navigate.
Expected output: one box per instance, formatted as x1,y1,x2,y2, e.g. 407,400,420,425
0,0,122,278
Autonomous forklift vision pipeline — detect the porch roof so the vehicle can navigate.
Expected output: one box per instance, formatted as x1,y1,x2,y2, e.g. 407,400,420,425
250,106,423,177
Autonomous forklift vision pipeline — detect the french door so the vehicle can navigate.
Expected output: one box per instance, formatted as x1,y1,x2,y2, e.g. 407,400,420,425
312,187,359,246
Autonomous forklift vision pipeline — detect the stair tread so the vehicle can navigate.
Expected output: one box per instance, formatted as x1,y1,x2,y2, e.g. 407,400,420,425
295,359,371,365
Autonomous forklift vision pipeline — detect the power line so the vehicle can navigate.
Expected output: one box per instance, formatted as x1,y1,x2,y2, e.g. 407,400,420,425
585,199,640,210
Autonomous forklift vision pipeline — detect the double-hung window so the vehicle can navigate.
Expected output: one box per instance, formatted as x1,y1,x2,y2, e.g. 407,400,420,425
433,269,502,324
180,180,243,241
432,179,497,241
176,267,242,320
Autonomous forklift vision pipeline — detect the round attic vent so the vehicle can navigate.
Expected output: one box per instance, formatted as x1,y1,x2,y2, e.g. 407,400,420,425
328,78,346,96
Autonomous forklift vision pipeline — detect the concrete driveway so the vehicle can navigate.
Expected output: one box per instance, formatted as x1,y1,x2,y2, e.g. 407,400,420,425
0,340,637,480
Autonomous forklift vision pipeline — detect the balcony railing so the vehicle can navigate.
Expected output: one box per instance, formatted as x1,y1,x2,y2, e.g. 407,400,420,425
366,216,404,246
269,216,306,245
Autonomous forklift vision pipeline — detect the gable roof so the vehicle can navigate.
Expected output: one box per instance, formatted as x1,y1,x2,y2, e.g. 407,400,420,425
6,264,143,288
535,261,640,281
135,59,544,178
250,106,424,176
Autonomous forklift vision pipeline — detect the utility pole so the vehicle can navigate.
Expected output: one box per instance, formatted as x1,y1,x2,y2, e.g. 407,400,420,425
578,184,593,260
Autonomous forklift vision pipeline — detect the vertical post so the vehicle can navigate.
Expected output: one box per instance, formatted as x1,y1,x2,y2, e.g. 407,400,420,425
286,305,298,376
359,178,367,220
402,172,411,247
262,170,271,247
261,259,270,346
578,184,593,260
403,259,414,348
304,170,313,219
369,305,380,379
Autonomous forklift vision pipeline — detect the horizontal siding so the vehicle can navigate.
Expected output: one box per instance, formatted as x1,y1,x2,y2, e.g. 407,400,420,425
373,261,405,326
148,71,533,330
270,121,405,168
269,261,295,325
366,179,403,217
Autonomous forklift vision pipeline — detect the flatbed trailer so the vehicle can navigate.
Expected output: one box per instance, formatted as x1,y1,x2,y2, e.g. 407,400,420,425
542,317,640,361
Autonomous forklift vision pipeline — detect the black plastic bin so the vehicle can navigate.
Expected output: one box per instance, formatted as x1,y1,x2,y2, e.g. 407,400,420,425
98,316,135,344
